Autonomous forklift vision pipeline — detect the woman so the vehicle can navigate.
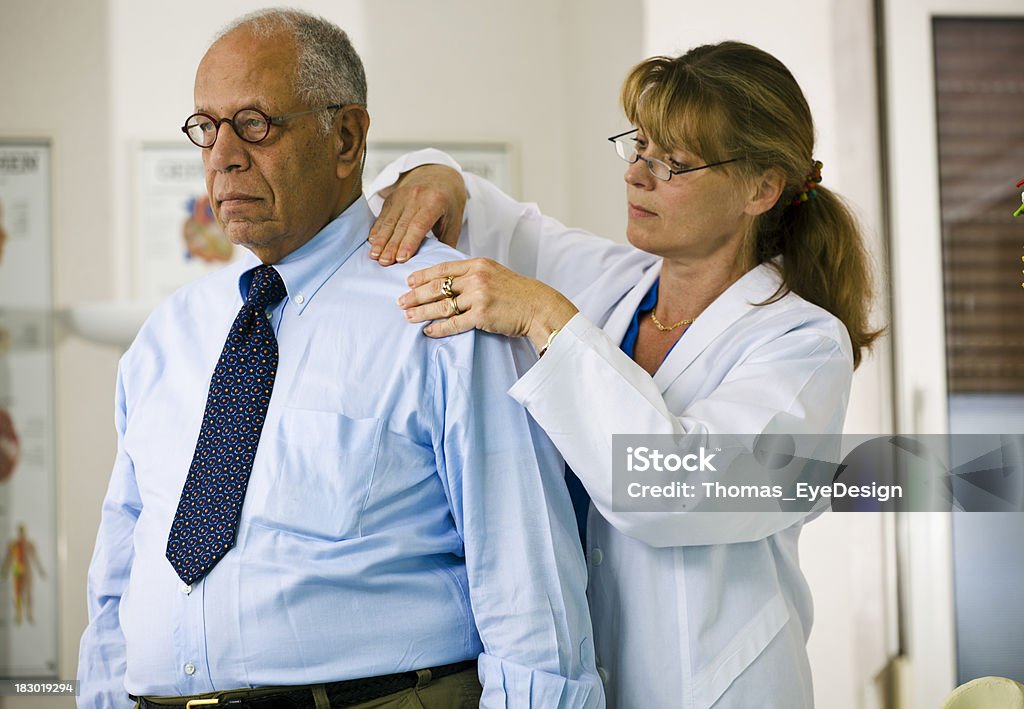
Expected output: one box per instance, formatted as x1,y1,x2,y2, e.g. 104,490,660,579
368,41,879,709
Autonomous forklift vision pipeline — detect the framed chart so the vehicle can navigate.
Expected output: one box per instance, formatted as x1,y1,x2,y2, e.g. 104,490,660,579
133,143,242,301
0,140,57,677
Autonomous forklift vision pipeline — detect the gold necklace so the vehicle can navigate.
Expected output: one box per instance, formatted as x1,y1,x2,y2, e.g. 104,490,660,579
649,307,695,332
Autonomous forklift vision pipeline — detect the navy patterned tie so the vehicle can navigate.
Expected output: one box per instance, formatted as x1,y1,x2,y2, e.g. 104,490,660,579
166,265,287,585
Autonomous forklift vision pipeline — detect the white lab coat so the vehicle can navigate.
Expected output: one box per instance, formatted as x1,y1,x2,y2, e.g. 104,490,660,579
368,151,854,709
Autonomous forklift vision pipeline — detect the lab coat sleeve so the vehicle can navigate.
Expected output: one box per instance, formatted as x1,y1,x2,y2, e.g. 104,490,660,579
365,149,646,300
77,365,140,709
507,313,854,547
430,331,604,708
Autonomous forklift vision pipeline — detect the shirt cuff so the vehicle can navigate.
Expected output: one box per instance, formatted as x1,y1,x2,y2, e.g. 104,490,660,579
364,148,465,213
477,652,604,709
508,313,601,406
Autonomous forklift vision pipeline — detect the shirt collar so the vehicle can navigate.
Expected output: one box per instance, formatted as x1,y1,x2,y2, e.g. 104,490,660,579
234,197,372,314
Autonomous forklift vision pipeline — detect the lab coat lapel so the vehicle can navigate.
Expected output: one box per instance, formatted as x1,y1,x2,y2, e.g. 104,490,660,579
652,263,784,393
600,259,663,347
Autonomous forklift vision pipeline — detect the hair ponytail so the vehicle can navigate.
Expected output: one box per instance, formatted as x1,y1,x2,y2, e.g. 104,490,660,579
764,185,882,368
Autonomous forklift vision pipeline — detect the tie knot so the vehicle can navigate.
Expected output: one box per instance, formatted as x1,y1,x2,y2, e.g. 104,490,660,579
246,266,287,310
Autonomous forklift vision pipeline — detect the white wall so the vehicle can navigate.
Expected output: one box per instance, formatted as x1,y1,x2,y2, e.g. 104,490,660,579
558,0,642,240
1,2,118,707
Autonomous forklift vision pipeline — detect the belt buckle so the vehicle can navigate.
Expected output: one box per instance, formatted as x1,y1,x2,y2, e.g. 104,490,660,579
185,700,220,708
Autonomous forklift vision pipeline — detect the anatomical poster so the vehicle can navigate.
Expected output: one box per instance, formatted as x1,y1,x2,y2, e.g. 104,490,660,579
134,143,241,301
0,140,58,677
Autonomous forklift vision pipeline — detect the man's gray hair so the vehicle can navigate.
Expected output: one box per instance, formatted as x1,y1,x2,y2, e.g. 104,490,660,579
214,8,367,134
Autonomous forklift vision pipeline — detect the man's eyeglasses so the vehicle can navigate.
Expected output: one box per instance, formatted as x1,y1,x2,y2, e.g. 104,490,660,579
182,105,343,148
608,128,740,181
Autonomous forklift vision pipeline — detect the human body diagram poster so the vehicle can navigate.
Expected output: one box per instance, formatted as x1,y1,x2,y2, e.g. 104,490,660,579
135,144,240,301
0,141,57,677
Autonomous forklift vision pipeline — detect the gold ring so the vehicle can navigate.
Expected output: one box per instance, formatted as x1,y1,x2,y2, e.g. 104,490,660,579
441,275,455,299
448,296,462,316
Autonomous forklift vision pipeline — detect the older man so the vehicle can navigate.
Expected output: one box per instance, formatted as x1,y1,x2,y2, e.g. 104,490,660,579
78,9,601,709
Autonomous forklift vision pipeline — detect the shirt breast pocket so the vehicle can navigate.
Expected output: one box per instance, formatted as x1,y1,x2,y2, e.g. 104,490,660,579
252,408,383,541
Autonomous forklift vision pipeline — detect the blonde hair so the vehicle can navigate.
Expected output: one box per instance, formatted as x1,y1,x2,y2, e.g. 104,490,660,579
621,41,881,368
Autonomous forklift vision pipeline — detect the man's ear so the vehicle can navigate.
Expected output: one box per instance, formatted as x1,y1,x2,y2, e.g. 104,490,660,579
335,105,370,180
744,168,786,217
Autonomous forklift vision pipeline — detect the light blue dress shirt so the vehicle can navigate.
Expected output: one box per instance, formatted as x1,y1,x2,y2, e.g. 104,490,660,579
77,198,602,708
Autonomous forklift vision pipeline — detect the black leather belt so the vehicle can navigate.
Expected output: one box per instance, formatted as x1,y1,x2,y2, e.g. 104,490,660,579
131,659,477,708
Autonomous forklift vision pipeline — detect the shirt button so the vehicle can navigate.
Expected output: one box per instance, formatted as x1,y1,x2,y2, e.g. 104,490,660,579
591,547,604,566
265,310,273,320
181,584,192,595
184,663,196,676
295,294,305,304
598,666,609,684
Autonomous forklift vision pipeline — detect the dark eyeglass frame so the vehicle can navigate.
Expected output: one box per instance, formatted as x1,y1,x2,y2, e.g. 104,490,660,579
607,128,740,180
181,104,344,148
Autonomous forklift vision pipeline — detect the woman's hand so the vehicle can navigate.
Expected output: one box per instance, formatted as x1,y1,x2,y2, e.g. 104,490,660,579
400,258,579,352
369,164,467,265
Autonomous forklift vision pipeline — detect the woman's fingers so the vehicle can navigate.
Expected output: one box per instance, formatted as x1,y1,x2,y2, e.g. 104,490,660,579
402,289,477,339
370,194,437,265
368,195,402,259
399,261,478,311
423,313,474,338
404,291,471,324
398,257,556,342
369,165,466,265
404,258,483,290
